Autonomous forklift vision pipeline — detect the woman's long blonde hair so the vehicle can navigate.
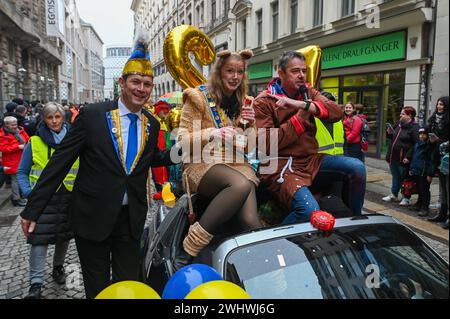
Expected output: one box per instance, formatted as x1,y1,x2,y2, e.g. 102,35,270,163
207,49,253,107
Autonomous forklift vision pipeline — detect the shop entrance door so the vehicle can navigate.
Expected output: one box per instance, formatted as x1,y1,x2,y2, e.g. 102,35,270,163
341,88,383,157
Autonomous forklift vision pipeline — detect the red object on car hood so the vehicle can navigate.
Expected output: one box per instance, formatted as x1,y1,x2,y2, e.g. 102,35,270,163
310,210,336,232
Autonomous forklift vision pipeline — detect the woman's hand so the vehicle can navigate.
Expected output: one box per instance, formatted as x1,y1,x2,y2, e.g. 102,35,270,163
20,218,36,238
241,106,255,126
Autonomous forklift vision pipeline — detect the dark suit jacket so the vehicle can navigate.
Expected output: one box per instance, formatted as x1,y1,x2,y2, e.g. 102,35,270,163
21,102,173,242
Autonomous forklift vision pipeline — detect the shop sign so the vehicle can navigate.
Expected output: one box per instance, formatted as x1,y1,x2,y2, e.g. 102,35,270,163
46,0,64,37
322,31,406,70
249,61,273,80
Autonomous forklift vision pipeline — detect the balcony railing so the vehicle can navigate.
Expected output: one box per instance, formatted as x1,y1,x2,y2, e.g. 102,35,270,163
205,14,230,33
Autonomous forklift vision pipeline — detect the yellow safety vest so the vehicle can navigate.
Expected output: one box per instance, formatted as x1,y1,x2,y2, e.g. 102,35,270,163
315,118,345,156
29,136,79,191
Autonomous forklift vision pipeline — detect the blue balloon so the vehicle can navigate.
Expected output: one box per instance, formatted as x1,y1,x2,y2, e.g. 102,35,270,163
162,264,223,299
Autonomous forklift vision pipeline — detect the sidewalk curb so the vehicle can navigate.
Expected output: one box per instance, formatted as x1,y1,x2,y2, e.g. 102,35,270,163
0,194,10,210
364,205,449,245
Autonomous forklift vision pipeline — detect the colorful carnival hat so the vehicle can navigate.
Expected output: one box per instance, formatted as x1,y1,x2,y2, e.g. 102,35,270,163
122,29,153,77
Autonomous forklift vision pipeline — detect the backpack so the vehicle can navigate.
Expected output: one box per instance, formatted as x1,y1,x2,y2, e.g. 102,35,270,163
401,179,418,197
351,114,371,152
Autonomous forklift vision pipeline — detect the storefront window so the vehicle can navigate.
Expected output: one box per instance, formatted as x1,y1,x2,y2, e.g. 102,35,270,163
320,77,339,101
343,74,383,87
387,71,406,84
382,71,406,153
322,88,339,101
321,70,405,157
321,77,339,88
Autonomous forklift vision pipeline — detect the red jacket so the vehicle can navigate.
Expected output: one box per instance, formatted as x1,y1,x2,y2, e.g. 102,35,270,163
343,115,362,144
0,127,29,174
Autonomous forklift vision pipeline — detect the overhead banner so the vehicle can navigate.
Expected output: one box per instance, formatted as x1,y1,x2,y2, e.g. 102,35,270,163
46,0,64,37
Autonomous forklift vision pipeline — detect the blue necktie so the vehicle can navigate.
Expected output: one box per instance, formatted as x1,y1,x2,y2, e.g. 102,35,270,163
126,113,138,173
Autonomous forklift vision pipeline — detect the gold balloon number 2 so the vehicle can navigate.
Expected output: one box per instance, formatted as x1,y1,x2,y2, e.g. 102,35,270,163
297,45,322,89
164,25,216,90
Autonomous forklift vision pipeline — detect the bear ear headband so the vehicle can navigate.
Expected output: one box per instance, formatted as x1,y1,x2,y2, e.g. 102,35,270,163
216,49,254,60
238,49,254,60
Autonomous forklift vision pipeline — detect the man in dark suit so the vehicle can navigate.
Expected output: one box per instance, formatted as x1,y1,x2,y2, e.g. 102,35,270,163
20,39,174,298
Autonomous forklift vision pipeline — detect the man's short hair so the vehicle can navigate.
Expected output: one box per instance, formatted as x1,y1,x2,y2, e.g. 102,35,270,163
3,116,18,124
278,51,306,72
16,105,27,114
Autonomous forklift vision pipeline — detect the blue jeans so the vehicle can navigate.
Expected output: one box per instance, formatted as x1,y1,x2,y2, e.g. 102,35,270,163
390,163,407,197
282,155,366,225
30,241,70,285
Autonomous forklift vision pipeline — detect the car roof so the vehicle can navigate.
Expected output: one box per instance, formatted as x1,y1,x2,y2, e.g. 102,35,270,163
212,214,403,272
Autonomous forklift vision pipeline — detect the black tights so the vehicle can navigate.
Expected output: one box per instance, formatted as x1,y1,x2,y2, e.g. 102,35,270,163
197,165,262,234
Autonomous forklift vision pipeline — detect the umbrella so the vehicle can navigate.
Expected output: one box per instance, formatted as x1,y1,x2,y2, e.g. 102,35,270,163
159,91,183,106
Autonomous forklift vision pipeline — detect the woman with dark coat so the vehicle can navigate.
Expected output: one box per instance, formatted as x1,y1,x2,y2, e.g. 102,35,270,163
17,102,77,299
427,96,449,223
382,106,419,206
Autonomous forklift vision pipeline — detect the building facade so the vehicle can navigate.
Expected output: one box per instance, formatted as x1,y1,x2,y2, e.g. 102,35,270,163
131,0,236,101
59,0,104,105
0,0,105,111
0,0,62,112
429,0,448,114
81,21,104,103
132,0,448,157
103,45,132,101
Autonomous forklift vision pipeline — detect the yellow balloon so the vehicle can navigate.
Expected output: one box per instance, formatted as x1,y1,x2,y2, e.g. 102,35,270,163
164,25,216,90
297,45,322,88
185,280,251,299
167,106,183,131
162,182,176,207
95,281,161,299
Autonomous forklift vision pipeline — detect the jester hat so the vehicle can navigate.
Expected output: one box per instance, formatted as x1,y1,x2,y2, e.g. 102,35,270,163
122,29,153,77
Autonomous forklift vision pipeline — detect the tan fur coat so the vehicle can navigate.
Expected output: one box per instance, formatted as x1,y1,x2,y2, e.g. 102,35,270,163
177,88,259,193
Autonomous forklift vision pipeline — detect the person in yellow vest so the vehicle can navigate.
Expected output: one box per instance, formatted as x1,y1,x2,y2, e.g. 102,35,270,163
315,92,345,156
17,102,79,299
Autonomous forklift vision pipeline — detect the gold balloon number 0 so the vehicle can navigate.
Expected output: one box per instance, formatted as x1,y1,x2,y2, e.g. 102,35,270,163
164,25,216,90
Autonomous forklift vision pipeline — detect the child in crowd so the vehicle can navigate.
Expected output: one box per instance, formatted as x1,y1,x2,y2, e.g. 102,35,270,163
409,127,434,217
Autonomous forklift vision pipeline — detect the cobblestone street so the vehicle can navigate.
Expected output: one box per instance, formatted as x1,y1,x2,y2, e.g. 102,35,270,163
0,204,85,299
0,198,161,300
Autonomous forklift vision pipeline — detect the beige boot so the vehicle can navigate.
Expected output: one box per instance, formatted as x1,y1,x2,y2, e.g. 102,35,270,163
174,222,214,271
183,222,214,257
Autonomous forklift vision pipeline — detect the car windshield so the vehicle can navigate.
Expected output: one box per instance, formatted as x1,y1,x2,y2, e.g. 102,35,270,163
225,224,449,299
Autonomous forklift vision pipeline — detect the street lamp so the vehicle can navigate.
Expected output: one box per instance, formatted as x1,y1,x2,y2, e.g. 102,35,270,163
18,67,27,73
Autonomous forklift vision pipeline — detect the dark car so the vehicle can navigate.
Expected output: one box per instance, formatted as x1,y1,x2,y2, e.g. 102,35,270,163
141,195,449,299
